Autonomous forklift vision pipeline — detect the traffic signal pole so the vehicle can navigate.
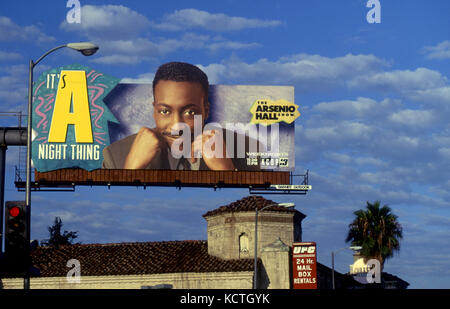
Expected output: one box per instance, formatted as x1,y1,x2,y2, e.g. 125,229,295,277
0,128,27,253
0,127,27,286
0,144,6,253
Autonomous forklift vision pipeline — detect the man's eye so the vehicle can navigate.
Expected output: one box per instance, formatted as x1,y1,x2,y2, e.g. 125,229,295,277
184,110,196,116
159,109,170,115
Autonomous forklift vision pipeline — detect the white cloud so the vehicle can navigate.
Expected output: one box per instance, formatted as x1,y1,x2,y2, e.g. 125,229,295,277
91,54,147,65
312,97,402,121
438,147,450,158
59,6,263,65
60,5,151,39
200,53,389,91
120,73,155,84
408,86,450,107
154,9,281,32
422,40,450,60
91,34,260,65
303,121,373,144
314,97,378,116
323,152,387,168
0,64,28,109
0,64,52,113
0,50,22,61
388,109,435,128
348,68,447,93
323,152,352,164
354,156,386,167
208,41,260,52
0,16,55,43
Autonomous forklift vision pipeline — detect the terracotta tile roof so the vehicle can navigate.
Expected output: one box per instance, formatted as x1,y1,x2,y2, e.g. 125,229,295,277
29,240,255,277
203,195,299,218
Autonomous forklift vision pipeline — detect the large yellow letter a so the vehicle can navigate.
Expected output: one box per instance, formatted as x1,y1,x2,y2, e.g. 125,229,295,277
48,70,93,143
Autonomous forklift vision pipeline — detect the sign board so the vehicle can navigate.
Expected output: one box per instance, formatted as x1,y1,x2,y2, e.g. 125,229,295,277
31,63,300,179
292,242,317,289
270,185,312,191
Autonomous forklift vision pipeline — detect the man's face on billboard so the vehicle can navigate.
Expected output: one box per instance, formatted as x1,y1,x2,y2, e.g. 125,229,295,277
153,80,208,147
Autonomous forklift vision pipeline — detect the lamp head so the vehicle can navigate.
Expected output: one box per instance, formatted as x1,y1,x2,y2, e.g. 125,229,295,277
350,246,363,251
66,42,99,56
278,202,295,208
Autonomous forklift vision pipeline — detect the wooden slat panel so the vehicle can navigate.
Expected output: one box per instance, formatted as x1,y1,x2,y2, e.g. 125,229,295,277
225,172,231,184
199,171,205,184
164,170,169,183
161,170,167,183
153,170,159,183
160,170,164,183
254,171,260,184
34,169,291,186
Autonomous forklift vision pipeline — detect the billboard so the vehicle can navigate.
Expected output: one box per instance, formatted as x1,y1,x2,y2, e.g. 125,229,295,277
292,242,317,289
32,63,299,176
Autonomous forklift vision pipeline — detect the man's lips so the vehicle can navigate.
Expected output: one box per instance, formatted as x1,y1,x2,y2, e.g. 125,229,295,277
162,132,194,140
162,132,181,140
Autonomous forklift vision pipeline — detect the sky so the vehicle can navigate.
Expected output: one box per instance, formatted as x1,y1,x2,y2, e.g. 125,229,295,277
0,0,449,289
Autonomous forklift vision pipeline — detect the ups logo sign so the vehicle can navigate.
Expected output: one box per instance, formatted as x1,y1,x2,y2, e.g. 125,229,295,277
293,246,315,254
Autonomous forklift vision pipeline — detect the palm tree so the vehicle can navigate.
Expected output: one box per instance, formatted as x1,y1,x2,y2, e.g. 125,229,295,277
41,217,79,248
346,201,403,268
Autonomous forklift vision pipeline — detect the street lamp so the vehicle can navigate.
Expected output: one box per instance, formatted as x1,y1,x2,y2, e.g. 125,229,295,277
331,246,362,289
253,202,295,289
25,42,98,289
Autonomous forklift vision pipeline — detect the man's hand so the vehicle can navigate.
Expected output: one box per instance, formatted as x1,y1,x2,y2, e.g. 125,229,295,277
190,130,235,171
124,127,166,169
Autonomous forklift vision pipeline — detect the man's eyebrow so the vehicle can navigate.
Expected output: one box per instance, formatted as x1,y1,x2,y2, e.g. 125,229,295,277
182,104,201,110
154,102,172,108
154,103,201,110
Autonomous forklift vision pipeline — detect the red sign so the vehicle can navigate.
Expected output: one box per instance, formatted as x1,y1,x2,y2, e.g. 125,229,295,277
293,242,317,289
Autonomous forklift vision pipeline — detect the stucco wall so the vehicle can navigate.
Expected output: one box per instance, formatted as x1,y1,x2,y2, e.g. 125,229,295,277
260,239,291,289
0,271,254,289
205,211,294,260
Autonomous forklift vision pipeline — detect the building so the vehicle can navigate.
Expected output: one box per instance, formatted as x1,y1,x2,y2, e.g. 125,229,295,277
349,253,409,289
0,195,361,289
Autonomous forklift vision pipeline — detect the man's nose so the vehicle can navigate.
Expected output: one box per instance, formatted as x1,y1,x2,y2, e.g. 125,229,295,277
169,112,182,128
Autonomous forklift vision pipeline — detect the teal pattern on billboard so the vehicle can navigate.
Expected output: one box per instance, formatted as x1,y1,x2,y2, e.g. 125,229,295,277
32,64,120,172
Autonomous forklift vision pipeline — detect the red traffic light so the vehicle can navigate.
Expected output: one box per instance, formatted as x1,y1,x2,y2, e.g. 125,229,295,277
9,206,20,217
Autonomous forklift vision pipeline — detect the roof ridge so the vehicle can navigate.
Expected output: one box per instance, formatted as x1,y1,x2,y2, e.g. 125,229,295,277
36,239,207,249
203,195,295,217
28,239,254,278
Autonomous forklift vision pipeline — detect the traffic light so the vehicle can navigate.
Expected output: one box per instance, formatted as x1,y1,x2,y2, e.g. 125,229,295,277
4,201,29,275
5,201,28,255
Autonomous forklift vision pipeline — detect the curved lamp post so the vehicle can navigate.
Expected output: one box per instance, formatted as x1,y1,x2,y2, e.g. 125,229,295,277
331,246,362,289
253,202,295,289
25,42,98,289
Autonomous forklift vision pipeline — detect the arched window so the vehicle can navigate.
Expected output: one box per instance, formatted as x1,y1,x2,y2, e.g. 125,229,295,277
239,233,249,252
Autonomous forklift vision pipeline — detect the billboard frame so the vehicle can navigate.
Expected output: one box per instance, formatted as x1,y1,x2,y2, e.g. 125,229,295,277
14,169,297,191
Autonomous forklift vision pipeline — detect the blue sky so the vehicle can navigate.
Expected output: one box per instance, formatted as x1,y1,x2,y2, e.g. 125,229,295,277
1,0,449,288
